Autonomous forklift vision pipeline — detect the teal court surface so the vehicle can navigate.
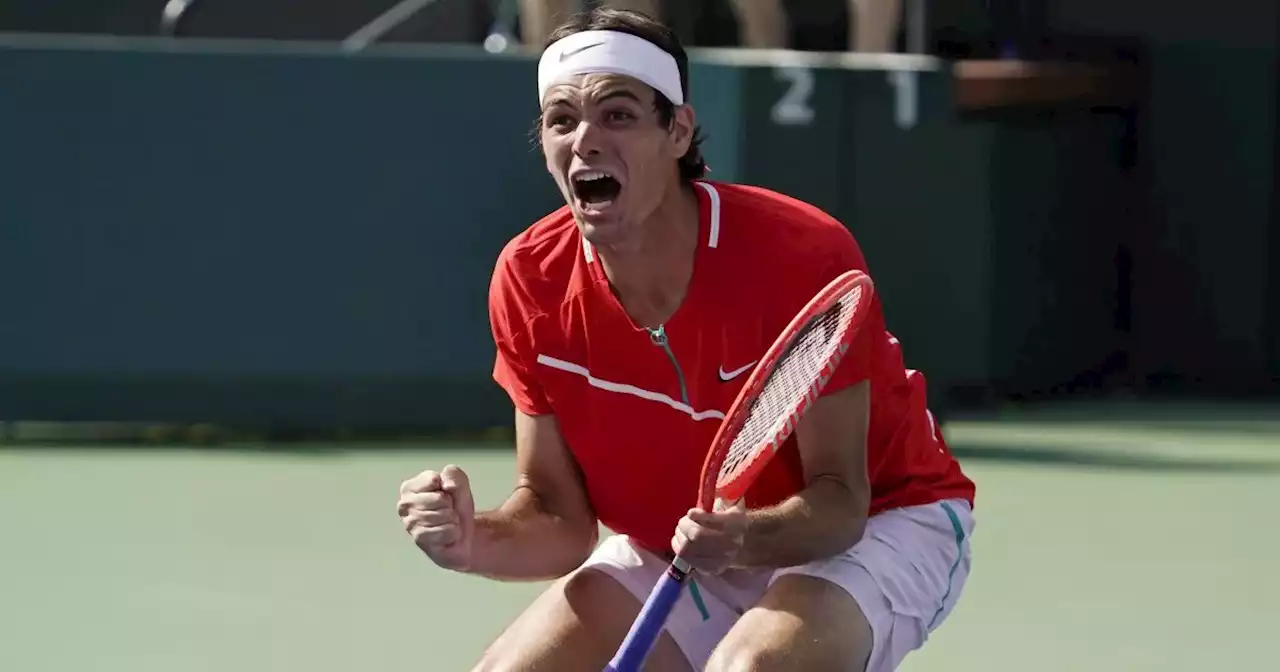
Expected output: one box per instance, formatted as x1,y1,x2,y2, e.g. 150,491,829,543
2,403,1277,671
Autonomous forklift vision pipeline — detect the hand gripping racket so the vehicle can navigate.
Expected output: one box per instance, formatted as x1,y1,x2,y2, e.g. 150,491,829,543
604,269,875,672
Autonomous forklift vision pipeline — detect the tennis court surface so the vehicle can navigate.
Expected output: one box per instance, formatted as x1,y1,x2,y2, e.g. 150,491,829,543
3,403,1276,671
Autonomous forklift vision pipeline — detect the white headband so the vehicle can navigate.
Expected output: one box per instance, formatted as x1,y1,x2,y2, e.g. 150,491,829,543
537,30,684,106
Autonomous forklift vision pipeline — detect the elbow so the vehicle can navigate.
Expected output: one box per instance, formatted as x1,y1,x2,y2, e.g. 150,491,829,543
548,517,600,579
822,502,866,554
846,487,871,545
823,512,867,559
842,510,869,549
570,519,601,567
824,478,870,552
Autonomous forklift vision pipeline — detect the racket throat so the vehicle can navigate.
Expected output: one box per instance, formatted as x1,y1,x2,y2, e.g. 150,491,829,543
647,325,692,408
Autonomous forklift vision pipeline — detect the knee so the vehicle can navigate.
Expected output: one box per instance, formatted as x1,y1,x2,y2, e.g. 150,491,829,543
560,567,620,614
468,570,623,672
704,644,779,672
469,648,508,672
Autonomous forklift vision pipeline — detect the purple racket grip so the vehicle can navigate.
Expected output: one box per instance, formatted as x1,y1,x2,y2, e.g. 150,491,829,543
604,558,692,672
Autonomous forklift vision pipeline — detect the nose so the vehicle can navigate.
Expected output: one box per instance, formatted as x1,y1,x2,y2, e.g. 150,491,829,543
570,120,604,158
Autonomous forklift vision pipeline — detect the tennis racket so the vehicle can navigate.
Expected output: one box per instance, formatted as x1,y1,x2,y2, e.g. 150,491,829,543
604,269,876,672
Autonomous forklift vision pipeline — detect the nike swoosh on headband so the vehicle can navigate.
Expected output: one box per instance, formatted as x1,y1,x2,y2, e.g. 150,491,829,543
560,42,605,62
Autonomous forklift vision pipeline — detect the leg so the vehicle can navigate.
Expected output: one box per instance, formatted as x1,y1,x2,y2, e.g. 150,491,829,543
477,534,761,671
706,499,974,672
474,567,691,671
728,0,789,49
847,0,902,53
706,574,872,671
519,0,576,48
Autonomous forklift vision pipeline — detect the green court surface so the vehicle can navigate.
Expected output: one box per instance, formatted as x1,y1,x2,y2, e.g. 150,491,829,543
2,406,1277,671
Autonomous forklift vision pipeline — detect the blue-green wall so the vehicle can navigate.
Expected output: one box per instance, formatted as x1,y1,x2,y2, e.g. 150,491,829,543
1,35,1274,431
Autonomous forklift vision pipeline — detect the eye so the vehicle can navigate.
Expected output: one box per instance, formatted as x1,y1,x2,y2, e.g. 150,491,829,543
545,114,575,131
606,110,636,123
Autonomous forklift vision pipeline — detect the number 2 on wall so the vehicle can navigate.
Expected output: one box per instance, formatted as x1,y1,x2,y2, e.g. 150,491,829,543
771,66,815,126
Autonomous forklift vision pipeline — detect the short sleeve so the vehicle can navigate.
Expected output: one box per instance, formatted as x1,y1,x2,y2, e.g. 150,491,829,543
493,335,553,415
489,255,554,416
816,232,879,395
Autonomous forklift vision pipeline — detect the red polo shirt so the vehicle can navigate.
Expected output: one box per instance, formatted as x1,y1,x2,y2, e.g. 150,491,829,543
489,181,975,556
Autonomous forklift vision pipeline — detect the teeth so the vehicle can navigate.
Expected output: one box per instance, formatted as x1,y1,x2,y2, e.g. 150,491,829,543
576,170,611,182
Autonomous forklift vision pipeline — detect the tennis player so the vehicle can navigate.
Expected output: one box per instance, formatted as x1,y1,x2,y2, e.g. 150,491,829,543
397,8,976,671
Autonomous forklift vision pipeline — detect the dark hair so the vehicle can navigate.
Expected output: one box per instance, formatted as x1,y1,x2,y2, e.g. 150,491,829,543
542,7,708,182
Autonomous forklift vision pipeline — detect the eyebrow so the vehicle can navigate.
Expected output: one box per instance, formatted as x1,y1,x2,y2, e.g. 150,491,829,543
596,90,644,105
542,88,646,112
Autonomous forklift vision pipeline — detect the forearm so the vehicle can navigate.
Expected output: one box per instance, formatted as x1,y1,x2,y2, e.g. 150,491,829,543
467,486,597,582
736,476,868,569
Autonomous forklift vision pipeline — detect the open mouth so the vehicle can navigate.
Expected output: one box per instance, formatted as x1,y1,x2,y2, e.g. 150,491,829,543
571,170,622,210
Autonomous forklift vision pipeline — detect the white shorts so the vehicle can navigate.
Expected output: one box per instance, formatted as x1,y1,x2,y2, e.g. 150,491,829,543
580,499,974,671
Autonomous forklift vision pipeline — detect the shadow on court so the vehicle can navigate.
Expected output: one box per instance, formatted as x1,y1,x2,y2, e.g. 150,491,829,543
950,444,1280,473
949,399,1280,436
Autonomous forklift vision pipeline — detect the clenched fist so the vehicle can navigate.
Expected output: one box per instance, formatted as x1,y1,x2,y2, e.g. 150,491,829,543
397,464,476,571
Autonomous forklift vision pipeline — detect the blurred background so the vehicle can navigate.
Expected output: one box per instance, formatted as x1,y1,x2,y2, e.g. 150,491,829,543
1,1,1276,670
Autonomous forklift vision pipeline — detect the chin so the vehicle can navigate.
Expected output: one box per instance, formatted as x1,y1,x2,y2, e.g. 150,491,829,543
578,216,634,248
579,218,622,241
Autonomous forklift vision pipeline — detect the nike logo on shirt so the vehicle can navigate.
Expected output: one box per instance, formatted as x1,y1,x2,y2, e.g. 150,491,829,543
718,361,757,382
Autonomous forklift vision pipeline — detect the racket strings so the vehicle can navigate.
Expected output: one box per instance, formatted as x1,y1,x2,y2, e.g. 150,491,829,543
718,286,864,480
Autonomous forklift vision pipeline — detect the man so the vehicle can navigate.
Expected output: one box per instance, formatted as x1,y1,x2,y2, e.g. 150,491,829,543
397,8,975,671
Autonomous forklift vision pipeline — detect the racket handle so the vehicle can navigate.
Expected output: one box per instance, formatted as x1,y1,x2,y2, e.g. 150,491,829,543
604,558,692,672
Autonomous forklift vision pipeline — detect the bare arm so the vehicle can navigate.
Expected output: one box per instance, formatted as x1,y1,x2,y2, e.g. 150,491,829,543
466,410,599,581
736,381,871,568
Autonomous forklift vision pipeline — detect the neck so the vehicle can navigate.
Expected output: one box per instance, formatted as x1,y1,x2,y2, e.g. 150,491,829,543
596,182,700,328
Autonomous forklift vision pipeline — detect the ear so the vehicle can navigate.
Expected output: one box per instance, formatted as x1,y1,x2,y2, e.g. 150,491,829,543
668,104,697,159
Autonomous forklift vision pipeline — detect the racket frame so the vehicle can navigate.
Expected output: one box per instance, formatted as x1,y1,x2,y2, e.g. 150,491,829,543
698,269,874,509
603,269,874,672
